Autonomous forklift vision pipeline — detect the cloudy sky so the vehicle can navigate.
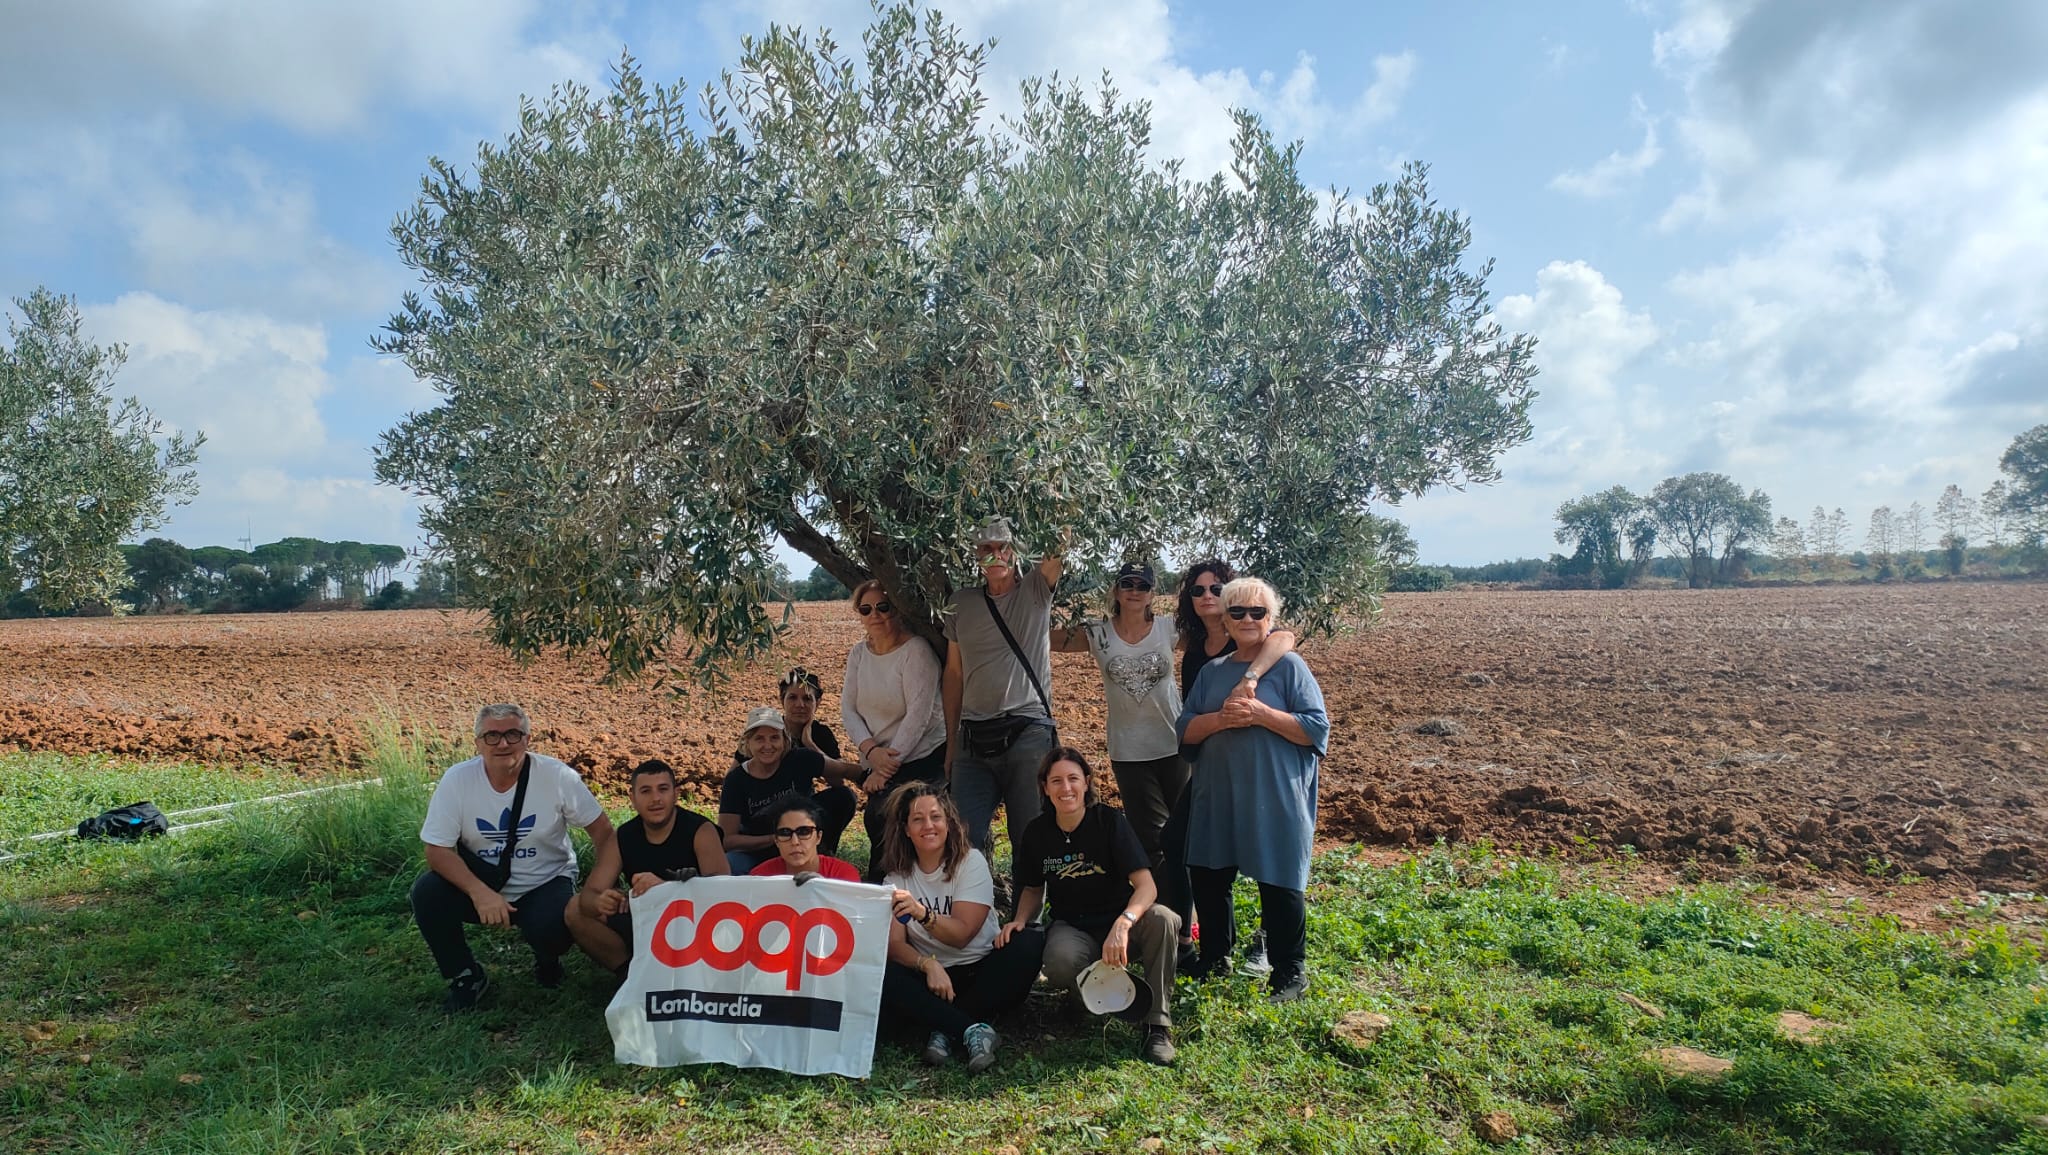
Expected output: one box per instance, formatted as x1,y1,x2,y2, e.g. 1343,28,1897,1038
4,0,2044,567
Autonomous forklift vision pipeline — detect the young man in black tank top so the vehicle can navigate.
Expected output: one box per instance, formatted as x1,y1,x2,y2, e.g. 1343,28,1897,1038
566,759,728,977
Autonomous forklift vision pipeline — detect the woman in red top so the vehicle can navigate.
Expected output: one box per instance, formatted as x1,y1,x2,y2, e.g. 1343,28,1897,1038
747,795,862,881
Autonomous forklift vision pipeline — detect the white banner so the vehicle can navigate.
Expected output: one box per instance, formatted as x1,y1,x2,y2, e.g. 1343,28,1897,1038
605,875,892,1078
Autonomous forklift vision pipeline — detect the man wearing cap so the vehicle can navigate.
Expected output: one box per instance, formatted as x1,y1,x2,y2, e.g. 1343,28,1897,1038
412,703,615,1012
943,516,1064,855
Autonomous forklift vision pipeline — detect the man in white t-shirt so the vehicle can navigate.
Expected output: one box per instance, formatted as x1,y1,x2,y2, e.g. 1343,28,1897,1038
411,703,614,1012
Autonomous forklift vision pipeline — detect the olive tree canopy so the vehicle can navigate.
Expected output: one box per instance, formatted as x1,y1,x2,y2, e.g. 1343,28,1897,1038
2,288,203,612
374,5,1537,678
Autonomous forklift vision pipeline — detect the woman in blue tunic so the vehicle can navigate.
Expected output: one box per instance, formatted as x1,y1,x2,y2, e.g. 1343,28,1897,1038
1174,576,1329,1002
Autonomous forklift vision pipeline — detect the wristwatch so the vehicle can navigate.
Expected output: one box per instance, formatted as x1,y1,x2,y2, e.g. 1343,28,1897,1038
1119,910,1140,925
1242,671,1259,687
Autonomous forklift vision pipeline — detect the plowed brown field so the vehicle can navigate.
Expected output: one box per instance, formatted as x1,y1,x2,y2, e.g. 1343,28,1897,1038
5,584,2044,896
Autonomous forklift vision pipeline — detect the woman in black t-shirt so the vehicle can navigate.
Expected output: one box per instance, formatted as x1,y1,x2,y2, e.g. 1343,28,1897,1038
719,706,857,871
997,746,1180,1066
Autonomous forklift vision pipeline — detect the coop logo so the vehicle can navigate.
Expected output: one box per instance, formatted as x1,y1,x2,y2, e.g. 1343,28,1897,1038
649,898,856,992
643,988,843,1031
474,809,538,860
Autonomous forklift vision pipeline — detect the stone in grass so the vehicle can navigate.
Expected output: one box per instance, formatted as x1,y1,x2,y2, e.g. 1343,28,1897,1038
1643,1046,1734,1080
1474,1111,1518,1144
1774,1010,1842,1044
1330,1010,1393,1050
1414,717,1466,737
1615,992,1666,1020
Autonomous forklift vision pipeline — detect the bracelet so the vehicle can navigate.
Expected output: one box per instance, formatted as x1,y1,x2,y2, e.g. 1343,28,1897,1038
920,905,937,927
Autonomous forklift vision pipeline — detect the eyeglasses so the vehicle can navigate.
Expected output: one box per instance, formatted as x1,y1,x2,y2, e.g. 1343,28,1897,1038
478,729,528,746
1188,583,1224,597
773,825,821,842
1116,578,1153,591
1226,605,1269,620
976,546,1012,561
856,600,894,616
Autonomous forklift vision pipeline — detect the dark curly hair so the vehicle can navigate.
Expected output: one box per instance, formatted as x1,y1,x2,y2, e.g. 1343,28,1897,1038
1174,557,1237,649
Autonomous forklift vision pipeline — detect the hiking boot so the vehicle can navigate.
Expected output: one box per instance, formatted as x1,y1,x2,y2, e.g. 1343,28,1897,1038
441,968,489,1013
1242,929,1272,976
1141,1024,1177,1066
963,1023,1000,1073
1267,968,1307,1004
534,952,565,990
921,1031,954,1066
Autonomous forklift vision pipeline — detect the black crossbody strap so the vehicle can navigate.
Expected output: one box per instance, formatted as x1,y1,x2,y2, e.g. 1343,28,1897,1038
489,755,534,889
982,590,1053,720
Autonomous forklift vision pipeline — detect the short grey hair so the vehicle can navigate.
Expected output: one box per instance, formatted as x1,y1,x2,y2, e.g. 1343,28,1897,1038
1221,576,1282,621
474,703,530,736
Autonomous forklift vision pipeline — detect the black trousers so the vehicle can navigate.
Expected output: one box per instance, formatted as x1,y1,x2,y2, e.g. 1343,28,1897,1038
1158,787,1193,935
410,870,576,980
1188,865,1306,978
861,746,949,879
878,927,1045,1042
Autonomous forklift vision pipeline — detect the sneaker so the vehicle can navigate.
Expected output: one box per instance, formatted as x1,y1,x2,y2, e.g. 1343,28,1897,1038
1175,940,1199,974
921,1031,954,1066
1267,969,1307,1004
1141,1024,1177,1066
1242,929,1272,976
1182,953,1227,982
962,1023,1000,1073
534,952,565,990
441,968,489,1013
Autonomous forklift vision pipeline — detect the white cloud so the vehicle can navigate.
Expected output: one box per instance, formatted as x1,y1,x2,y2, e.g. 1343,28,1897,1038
1550,98,1661,197
1491,261,1662,483
702,1,1413,177
71,293,419,547
0,0,612,135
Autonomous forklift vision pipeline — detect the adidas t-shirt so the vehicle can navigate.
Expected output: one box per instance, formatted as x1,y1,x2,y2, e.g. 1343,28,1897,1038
420,753,605,900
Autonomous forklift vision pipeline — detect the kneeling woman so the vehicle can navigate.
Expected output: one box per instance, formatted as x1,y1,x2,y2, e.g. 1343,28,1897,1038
876,782,1043,1072
998,747,1180,1066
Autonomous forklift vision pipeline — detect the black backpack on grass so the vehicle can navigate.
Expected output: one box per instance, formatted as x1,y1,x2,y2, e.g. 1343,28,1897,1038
76,802,170,841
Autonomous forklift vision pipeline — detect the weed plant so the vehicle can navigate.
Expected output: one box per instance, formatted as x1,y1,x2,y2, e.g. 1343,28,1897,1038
2,732,2045,1153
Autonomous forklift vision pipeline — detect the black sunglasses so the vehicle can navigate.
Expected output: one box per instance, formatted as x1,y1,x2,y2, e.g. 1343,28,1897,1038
478,729,528,746
1116,578,1153,591
773,825,821,841
1226,605,1269,620
856,600,894,616
1187,582,1224,597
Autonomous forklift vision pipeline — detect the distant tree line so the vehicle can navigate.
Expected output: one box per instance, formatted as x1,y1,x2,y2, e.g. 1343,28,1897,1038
1,535,468,618
1458,424,2048,591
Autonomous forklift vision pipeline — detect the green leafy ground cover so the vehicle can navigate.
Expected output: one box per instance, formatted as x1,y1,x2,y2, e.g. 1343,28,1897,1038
2,747,2045,1154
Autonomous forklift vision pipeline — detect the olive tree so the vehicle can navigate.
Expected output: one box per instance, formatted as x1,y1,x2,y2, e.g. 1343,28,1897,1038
373,6,1537,677
2,288,202,611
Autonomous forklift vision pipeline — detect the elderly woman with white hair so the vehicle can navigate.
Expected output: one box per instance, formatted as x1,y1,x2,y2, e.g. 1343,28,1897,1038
1173,577,1329,1003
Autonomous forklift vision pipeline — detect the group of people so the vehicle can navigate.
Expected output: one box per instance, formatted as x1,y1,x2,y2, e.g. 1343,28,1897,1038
410,515,1329,1073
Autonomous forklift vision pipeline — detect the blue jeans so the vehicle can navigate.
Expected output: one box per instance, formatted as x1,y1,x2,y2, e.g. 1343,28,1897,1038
950,719,1056,855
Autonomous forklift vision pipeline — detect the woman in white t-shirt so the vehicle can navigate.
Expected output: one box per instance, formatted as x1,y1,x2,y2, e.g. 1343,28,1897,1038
841,579,948,874
1051,560,1185,864
875,781,1044,1073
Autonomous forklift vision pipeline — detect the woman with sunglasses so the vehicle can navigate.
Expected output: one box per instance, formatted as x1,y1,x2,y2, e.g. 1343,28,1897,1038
1158,558,1296,969
1174,577,1328,1003
841,579,948,876
747,794,862,881
1050,561,1184,865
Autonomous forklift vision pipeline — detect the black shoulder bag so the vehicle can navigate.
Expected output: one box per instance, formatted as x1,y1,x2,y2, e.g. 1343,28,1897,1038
960,591,1057,758
458,754,533,891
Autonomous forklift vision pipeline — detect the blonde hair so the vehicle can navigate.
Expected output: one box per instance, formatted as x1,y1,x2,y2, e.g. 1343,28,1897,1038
1221,576,1282,621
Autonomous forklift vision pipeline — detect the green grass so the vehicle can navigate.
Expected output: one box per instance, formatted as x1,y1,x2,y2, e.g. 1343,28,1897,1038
3,742,2046,1154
